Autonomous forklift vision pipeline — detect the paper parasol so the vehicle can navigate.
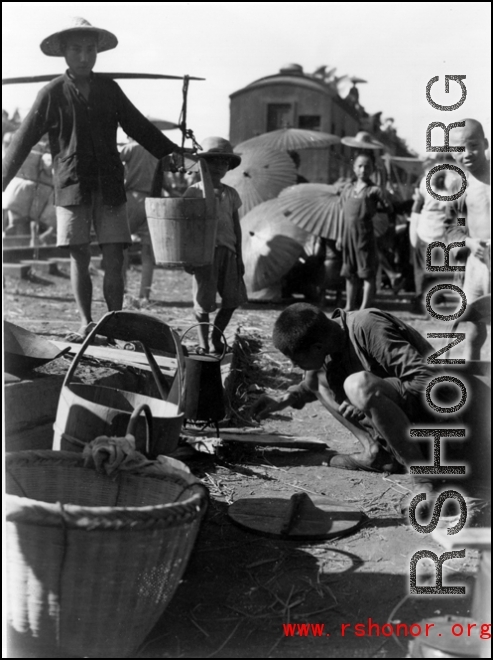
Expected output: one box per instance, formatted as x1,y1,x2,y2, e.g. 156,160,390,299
223,145,297,218
278,183,342,240
235,128,340,152
241,198,309,291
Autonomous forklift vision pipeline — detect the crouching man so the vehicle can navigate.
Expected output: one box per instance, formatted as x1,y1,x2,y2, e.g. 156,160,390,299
253,303,490,513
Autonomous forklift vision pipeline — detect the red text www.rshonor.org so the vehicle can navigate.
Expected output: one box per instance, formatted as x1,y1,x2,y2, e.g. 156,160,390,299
282,620,492,639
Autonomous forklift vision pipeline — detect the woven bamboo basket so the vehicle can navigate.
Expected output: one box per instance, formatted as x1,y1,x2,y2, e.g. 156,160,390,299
5,448,208,658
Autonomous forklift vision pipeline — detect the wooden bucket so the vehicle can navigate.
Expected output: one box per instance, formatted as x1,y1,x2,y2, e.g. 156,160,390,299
52,311,186,457
146,158,217,266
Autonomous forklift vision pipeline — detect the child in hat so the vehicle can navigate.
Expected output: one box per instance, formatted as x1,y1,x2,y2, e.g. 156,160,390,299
184,137,247,354
2,17,189,342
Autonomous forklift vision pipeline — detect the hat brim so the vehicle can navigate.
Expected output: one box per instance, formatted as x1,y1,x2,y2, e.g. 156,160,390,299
40,26,118,57
199,152,242,170
341,136,384,150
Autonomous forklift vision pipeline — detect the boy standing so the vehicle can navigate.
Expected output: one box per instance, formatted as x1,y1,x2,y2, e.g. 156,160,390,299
448,118,490,359
2,17,188,342
184,137,247,354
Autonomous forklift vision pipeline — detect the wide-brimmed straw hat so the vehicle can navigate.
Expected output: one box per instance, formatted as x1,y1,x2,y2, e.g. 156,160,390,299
197,137,241,170
341,131,385,150
40,17,118,57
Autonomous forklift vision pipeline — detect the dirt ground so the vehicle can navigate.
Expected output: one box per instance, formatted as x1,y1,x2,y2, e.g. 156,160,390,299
4,261,490,658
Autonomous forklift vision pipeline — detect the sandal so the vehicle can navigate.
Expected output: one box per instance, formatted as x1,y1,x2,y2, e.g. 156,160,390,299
328,447,404,474
64,322,97,344
64,322,114,346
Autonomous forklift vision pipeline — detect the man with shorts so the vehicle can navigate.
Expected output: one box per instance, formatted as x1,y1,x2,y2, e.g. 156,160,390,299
2,17,188,341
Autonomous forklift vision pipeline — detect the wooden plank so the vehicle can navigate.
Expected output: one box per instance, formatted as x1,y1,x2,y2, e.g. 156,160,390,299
51,340,178,374
3,263,31,279
51,256,103,269
2,242,101,263
220,431,327,450
2,235,32,248
51,342,233,383
20,260,59,275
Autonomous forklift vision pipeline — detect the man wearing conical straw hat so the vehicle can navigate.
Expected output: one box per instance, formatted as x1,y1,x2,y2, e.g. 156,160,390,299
2,17,190,342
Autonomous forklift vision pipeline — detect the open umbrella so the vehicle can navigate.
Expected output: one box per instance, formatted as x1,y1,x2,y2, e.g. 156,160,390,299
241,198,309,291
236,128,340,152
278,183,342,240
223,145,297,218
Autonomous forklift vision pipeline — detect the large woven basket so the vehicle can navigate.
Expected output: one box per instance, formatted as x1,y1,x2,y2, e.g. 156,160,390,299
5,449,208,658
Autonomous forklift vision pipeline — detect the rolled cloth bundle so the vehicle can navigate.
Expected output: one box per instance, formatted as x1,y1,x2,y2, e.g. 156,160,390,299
82,436,154,476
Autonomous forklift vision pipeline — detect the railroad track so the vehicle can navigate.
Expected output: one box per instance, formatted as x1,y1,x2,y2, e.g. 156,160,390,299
2,236,141,277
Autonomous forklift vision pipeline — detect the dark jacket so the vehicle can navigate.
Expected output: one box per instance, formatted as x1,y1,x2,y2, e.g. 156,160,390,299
2,71,178,206
288,308,435,409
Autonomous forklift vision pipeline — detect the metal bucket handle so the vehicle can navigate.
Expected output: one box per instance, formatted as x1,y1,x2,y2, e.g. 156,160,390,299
126,403,153,456
180,323,228,361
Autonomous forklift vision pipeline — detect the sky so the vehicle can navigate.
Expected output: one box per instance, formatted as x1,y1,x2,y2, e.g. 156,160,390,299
2,2,491,156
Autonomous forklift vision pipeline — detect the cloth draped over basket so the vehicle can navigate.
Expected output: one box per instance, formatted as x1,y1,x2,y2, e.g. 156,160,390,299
83,435,154,476
5,446,208,658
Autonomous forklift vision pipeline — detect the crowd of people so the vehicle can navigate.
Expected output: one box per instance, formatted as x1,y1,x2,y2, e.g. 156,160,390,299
284,140,489,327
3,16,488,331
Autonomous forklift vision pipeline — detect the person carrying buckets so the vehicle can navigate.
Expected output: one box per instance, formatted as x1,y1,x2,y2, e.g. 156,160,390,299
184,137,247,355
2,17,192,343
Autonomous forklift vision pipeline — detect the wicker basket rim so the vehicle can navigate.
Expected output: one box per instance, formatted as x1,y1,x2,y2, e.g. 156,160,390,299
6,449,196,483
6,450,210,529
6,489,207,518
